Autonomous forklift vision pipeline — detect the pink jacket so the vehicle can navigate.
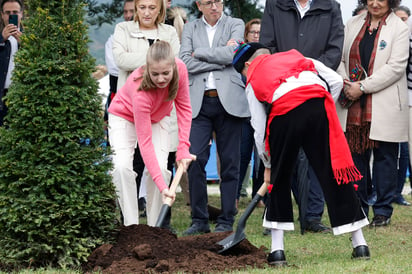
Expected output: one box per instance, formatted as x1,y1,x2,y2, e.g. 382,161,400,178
108,58,192,192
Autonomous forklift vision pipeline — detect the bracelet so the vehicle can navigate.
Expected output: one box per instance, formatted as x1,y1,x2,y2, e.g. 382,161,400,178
359,83,365,94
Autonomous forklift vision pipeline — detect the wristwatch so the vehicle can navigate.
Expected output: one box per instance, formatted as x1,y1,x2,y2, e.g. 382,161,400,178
359,83,365,94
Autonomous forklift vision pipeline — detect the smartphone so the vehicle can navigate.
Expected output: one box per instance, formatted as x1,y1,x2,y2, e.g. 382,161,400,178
9,14,18,26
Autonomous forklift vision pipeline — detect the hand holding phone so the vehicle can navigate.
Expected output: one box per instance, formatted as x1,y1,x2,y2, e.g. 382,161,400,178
9,14,18,26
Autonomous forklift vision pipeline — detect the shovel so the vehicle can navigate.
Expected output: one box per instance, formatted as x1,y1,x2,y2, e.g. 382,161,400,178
155,164,185,228
217,181,269,253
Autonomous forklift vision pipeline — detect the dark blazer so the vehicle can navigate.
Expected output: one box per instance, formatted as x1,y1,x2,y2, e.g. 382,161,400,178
259,0,344,70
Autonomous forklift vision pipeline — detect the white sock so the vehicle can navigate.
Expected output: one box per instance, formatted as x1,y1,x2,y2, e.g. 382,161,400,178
271,228,284,252
351,229,367,248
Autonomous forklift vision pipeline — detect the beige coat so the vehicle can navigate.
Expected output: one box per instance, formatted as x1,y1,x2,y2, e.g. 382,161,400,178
336,12,409,143
112,21,180,90
112,21,180,153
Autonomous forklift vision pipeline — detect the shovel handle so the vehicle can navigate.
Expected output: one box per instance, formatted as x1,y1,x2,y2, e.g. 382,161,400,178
164,154,196,207
164,164,184,207
257,181,269,197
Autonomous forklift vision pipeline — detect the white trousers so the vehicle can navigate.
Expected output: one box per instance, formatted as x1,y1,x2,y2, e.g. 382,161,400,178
108,114,171,226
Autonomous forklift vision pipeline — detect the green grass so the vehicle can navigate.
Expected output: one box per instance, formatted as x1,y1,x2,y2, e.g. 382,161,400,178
3,187,412,274
170,187,412,273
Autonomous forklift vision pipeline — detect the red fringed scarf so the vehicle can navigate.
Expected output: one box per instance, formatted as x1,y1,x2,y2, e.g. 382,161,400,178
270,86,362,184
247,50,362,184
346,12,389,153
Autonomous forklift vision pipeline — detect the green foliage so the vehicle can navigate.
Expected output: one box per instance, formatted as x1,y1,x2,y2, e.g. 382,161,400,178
85,0,125,27
225,0,264,22
0,0,116,269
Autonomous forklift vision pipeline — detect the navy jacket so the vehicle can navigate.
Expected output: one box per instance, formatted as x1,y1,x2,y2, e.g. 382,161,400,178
260,0,344,70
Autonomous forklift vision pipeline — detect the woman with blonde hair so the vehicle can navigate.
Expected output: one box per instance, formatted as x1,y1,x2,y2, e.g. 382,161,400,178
108,41,193,226
112,0,180,91
111,0,180,227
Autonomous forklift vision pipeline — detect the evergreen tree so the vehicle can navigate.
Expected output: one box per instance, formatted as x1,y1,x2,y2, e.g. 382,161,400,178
0,0,116,268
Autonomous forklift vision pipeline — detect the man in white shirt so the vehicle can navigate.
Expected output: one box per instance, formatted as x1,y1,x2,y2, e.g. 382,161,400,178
179,0,247,235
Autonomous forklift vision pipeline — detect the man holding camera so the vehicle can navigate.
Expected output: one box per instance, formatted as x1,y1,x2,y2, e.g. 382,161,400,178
0,0,23,126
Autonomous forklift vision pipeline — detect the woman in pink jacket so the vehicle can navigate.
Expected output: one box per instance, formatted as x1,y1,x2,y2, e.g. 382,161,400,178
108,41,193,226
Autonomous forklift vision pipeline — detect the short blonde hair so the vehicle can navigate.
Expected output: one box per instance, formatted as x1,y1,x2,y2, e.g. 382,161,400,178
139,41,179,100
134,0,166,26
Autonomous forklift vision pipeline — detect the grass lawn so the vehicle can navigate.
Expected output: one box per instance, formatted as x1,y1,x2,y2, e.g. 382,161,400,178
171,185,412,273
5,184,412,274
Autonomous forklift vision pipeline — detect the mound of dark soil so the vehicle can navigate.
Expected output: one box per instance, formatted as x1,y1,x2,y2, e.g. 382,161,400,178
84,224,268,273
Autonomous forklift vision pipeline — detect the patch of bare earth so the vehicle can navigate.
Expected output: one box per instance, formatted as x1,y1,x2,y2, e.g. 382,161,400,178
84,224,268,273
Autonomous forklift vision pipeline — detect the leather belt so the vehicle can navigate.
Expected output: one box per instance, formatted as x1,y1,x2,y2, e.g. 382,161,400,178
204,89,218,97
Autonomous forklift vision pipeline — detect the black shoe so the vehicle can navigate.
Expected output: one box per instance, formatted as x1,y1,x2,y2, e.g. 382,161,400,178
369,215,390,227
304,220,331,233
352,245,370,260
267,250,287,266
393,196,411,206
183,223,210,236
214,223,233,233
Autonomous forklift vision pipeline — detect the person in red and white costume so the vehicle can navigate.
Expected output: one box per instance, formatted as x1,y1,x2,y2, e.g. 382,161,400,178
232,43,370,266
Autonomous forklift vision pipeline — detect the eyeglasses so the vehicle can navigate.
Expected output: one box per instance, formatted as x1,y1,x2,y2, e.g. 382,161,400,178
199,0,223,8
248,31,260,36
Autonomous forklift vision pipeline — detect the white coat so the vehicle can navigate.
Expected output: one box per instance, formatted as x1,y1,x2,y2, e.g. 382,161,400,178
112,21,180,90
336,12,409,143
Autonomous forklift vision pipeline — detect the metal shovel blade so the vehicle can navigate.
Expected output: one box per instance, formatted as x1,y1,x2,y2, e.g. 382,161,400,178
217,229,246,253
155,164,184,228
217,182,268,253
155,204,170,227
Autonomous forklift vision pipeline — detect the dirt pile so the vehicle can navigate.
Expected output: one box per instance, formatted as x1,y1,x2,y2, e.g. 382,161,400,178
84,224,268,273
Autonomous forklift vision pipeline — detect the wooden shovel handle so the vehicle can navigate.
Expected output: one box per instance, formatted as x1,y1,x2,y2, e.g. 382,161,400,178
164,164,184,207
257,181,269,197
164,155,196,206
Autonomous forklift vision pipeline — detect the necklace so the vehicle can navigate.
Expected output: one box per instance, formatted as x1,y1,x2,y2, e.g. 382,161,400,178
367,20,379,35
